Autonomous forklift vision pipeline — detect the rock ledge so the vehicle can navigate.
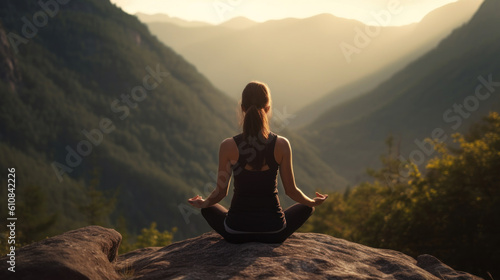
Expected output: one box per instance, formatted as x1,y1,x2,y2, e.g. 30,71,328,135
0,226,482,280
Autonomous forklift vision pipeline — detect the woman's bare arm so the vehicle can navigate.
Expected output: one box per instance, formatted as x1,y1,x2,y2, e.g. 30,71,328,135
276,136,328,207
188,138,235,208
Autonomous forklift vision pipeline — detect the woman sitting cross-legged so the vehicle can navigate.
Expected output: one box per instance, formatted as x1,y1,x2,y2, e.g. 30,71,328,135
188,81,328,244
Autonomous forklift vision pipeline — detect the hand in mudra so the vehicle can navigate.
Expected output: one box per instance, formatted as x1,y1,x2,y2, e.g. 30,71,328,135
188,195,206,208
312,192,328,206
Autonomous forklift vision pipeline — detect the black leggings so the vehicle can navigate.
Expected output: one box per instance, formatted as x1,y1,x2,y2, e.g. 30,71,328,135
201,203,314,244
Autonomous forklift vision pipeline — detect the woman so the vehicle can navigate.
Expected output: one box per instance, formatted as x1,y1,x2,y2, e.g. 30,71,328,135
188,81,328,243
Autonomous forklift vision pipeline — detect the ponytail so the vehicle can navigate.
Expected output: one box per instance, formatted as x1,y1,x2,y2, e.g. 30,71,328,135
243,105,269,141
240,81,272,170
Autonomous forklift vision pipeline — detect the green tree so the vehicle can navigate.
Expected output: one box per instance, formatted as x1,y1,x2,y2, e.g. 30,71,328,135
408,112,500,276
117,222,177,254
17,185,58,243
0,185,57,254
305,112,500,278
134,222,177,249
115,215,133,254
78,168,116,226
300,192,346,236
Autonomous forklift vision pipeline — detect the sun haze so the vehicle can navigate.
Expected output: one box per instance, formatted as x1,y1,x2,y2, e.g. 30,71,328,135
109,0,461,26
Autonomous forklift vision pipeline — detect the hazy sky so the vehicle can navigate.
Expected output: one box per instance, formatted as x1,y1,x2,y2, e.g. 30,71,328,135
110,0,460,25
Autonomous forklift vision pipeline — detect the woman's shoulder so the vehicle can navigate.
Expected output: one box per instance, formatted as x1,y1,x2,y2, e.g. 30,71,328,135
274,134,291,153
220,137,237,148
274,134,290,145
219,137,239,160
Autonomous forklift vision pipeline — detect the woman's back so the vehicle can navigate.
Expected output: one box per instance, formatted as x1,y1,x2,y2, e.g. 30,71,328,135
225,132,286,233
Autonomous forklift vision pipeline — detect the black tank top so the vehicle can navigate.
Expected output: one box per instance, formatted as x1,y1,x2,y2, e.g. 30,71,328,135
224,132,286,233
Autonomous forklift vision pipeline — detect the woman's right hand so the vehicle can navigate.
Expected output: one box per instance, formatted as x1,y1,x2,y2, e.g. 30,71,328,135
188,195,207,208
312,192,328,206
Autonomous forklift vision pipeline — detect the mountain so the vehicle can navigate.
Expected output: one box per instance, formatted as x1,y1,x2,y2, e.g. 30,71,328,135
135,12,211,27
142,1,482,115
0,0,346,242
218,16,257,29
305,0,500,182
293,0,484,128
411,0,483,41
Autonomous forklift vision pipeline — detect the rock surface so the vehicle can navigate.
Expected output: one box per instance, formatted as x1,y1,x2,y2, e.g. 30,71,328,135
0,226,482,280
116,231,482,280
0,226,121,280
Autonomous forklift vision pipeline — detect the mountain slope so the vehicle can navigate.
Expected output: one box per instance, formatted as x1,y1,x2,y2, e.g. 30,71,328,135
306,0,500,182
293,0,483,128
143,2,481,114
0,0,346,242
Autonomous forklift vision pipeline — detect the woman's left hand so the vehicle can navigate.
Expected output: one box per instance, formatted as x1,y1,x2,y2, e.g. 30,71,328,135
188,195,206,208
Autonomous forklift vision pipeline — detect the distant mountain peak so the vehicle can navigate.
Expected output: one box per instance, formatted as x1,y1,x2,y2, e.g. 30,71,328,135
417,0,482,25
437,0,499,48
466,0,499,27
135,12,211,27
307,13,341,20
218,16,257,29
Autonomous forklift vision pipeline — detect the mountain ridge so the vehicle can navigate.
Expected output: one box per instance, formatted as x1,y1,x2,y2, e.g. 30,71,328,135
218,16,257,29
143,1,481,115
292,0,483,128
135,12,211,27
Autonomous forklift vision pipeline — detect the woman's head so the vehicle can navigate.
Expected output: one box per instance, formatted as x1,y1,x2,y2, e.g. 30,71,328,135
240,81,272,140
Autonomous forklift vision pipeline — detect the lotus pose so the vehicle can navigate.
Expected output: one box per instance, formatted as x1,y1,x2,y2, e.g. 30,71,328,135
188,81,328,243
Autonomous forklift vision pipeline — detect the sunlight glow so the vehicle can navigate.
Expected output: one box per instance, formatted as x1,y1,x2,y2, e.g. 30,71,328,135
109,0,461,26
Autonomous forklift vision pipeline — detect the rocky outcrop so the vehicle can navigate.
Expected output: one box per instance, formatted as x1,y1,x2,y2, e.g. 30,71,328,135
0,226,121,280
117,231,482,280
0,226,482,280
